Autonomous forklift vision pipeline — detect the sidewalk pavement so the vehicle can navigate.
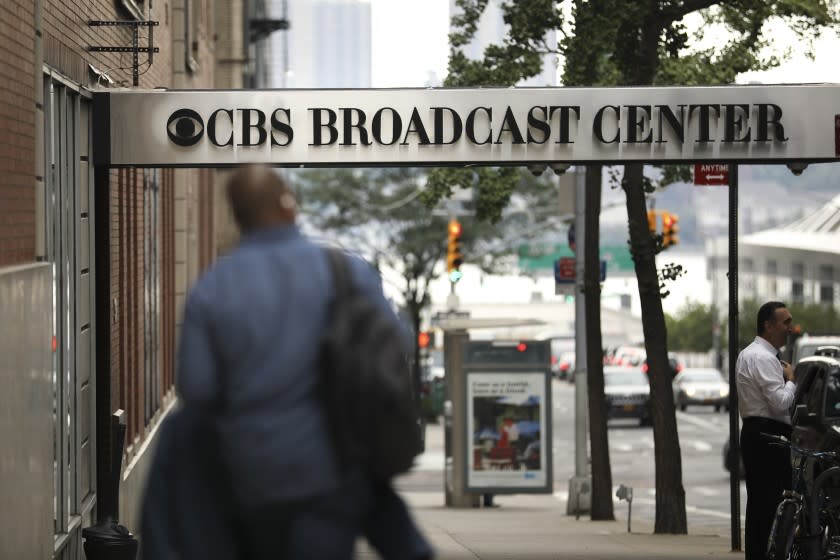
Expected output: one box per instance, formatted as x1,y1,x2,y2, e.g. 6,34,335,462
356,421,743,560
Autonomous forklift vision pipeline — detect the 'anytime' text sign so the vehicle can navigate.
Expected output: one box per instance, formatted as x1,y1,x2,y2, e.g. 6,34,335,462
93,85,840,167
694,163,729,185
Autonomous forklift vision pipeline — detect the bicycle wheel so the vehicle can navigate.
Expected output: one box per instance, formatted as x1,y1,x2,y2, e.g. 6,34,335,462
768,501,799,560
818,496,840,558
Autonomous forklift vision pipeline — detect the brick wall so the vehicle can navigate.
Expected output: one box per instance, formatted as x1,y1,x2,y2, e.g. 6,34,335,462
0,1,37,267
1,1,221,552
113,168,147,446
39,0,218,418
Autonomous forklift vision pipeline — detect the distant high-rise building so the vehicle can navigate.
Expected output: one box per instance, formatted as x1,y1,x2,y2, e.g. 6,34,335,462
270,0,372,88
449,0,557,87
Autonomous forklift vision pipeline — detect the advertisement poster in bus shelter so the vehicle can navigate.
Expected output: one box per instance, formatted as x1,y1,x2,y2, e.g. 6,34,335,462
466,371,549,492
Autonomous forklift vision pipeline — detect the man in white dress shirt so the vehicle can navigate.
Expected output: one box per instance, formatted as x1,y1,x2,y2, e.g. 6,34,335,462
736,301,796,560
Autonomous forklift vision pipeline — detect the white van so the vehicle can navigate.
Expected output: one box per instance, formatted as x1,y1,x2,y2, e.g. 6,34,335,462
791,335,840,366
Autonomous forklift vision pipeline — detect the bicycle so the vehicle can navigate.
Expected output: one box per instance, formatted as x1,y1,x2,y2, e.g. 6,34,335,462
764,433,840,560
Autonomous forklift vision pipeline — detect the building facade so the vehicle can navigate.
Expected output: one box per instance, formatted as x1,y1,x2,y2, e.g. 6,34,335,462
0,1,243,557
269,0,371,89
707,194,840,316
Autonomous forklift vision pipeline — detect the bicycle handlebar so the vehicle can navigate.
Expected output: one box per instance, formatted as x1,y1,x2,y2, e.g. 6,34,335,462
759,431,840,462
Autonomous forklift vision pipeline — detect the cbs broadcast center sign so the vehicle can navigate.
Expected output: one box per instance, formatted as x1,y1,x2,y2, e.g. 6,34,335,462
92,84,840,168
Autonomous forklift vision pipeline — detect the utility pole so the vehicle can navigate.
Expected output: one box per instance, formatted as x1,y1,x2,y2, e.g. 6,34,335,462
567,165,591,515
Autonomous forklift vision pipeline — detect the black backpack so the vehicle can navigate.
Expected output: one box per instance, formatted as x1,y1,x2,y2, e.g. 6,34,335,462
320,248,422,480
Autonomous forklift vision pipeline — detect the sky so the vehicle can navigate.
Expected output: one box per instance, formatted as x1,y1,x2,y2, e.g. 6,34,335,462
365,1,840,313
369,0,840,88
369,0,450,88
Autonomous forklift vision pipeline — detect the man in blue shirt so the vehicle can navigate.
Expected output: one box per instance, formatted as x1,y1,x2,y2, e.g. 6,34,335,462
174,164,431,560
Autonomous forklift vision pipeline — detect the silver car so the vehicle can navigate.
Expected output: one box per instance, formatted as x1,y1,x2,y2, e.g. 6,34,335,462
672,368,729,412
604,366,650,425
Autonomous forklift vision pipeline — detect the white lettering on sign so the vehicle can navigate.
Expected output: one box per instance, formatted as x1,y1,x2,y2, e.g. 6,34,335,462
694,162,730,186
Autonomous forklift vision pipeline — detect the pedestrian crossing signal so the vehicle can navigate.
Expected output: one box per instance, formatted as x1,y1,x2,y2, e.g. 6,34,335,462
418,331,431,349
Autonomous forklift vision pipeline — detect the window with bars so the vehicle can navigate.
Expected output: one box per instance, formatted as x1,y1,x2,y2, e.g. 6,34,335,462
792,281,805,303
43,74,96,554
820,284,835,305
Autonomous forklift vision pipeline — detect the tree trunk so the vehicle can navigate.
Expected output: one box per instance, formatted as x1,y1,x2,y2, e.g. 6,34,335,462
584,165,614,520
622,163,686,534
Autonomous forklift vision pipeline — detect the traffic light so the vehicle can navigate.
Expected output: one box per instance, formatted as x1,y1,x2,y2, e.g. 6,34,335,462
662,211,680,248
647,209,657,233
447,219,463,282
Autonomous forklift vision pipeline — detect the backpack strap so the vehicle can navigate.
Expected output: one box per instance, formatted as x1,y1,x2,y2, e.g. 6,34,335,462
325,247,353,299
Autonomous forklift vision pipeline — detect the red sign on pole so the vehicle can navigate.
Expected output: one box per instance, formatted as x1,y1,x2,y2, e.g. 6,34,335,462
558,257,575,281
694,163,729,186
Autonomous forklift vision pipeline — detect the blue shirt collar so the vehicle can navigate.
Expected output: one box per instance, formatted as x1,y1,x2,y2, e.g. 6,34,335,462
239,223,301,247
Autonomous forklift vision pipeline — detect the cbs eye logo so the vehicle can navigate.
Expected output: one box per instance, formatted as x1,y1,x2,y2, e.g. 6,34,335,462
166,109,205,146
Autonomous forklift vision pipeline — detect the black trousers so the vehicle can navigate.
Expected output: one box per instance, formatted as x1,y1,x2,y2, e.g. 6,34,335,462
740,417,792,560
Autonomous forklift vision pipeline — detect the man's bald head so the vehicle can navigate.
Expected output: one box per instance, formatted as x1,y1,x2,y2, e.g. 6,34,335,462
226,164,296,233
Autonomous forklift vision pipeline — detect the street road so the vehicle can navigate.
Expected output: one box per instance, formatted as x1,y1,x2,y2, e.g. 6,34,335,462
551,379,746,535
397,378,746,537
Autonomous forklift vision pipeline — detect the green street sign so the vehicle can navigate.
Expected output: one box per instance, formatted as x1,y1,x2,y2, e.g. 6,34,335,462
518,243,635,273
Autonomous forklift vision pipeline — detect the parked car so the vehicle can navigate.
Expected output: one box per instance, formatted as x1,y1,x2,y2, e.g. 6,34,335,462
723,347,840,477
789,346,840,453
554,351,575,381
545,335,575,379
607,346,646,367
672,368,729,412
603,366,650,425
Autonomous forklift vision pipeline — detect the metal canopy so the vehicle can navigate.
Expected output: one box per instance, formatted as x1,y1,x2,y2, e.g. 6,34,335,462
92,84,840,168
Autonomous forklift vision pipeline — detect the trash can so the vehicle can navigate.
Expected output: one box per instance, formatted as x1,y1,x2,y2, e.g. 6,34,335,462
82,521,138,560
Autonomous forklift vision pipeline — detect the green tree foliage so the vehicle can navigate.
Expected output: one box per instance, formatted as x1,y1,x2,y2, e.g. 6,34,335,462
436,0,838,536
584,0,836,535
735,299,840,353
790,303,840,338
294,167,445,333
666,303,716,352
422,0,565,222
293,165,562,375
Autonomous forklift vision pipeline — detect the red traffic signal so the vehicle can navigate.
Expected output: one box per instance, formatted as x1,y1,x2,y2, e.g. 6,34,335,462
447,219,464,281
661,211,679,248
